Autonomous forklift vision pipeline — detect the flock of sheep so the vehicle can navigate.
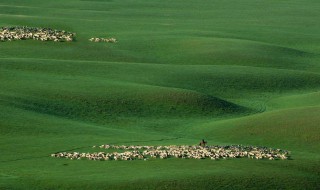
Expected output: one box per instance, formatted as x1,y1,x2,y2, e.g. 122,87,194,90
0,26,75,42
89,37,117,43
0,26,117,43
51,144,290,161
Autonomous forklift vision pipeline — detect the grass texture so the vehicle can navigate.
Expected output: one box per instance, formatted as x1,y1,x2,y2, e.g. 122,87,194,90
0,0,320,189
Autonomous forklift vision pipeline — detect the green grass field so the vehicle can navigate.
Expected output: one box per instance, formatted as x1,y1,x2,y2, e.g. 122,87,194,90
1,0,320,189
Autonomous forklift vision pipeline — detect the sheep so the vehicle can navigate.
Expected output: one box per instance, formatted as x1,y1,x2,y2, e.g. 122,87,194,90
0,26,75,42
88,37,117,43
52,144,290,161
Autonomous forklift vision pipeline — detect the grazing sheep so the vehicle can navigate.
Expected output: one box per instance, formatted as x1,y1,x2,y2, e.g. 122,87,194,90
52,144,290,162
0,26,75,42
89,37,117,43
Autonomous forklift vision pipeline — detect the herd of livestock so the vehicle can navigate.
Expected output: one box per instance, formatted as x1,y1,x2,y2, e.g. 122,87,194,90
51,144,290,161
0,26,75,42
0,26,117,43
89,37,117,43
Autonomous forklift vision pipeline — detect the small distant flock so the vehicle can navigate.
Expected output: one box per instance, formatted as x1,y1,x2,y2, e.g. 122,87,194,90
51,144,290,161
89,37,117,43
0,26,117,43
0,26,75,42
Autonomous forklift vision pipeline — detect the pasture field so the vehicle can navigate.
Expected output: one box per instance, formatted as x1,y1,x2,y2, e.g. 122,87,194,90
0,0,320,189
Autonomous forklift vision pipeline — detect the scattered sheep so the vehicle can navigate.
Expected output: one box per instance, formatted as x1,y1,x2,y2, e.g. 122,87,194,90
89,37,117,43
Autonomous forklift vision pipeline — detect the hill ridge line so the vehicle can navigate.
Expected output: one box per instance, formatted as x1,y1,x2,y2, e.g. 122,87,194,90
1,57,319,74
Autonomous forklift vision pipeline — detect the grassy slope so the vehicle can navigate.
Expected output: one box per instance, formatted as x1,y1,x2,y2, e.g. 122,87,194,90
0,0,320,189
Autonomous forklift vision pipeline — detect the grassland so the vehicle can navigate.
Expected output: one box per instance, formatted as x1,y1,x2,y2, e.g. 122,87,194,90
0,0,320,189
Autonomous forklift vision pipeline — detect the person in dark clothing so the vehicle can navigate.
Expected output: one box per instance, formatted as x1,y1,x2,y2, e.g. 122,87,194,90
199,139,207,147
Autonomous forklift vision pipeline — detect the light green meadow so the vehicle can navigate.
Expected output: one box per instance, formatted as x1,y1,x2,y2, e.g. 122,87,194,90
0,0,319,189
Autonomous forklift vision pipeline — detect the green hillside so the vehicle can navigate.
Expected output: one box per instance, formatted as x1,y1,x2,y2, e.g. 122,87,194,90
1,0,319,189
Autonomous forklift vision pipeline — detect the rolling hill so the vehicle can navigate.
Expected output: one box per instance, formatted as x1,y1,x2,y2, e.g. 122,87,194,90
1,0,319,189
